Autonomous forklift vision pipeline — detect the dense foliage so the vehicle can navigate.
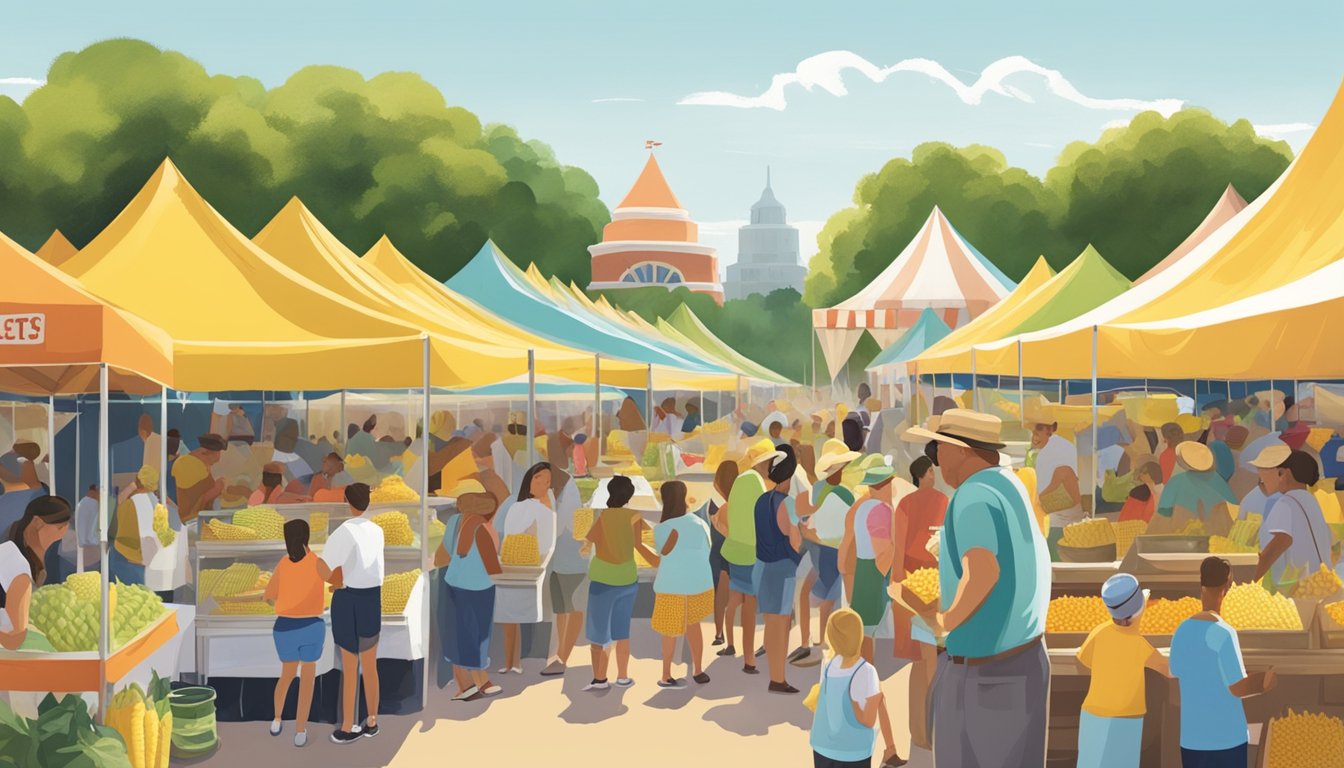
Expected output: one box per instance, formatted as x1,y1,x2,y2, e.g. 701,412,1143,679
0,40,606,283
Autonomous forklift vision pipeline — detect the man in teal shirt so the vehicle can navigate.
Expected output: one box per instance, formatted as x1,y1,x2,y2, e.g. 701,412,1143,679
901,409,1050,767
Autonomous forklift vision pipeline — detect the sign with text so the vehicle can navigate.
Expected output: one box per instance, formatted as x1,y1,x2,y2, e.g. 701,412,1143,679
0,313,45,345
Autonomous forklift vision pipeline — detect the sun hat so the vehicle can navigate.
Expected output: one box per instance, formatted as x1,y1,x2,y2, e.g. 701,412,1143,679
815,439,862,476
1101,573,1148,621
743,438,786,469
836,403,849,423
760,411,789,433
857,454,896,487
1175,413,1206,435
903,408,1006,451
1248,443,1292,469
448,478,487,497
1175,442,1215,472
136,464,159,490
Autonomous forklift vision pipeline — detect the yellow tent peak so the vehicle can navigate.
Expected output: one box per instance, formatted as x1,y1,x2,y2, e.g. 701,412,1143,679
35,228,78,267
617,154,683,210
1021,256,1055,284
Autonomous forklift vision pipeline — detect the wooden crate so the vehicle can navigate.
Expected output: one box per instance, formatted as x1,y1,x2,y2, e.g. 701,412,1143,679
1237,599,1318,650
1320,600,1344,649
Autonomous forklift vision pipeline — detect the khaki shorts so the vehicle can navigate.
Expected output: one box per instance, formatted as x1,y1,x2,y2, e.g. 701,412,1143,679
547,571,587,614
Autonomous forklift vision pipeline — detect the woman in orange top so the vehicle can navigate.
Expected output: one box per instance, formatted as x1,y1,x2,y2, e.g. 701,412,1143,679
264,519,327,747
891,456,947,753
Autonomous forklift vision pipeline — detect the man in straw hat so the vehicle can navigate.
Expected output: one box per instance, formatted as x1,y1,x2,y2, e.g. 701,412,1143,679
899,409,1050,768
1148,441,1236,536
789,439,860,669
719,438,786,671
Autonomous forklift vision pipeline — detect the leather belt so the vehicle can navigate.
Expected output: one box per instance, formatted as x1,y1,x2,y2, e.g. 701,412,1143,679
947,636,1042,666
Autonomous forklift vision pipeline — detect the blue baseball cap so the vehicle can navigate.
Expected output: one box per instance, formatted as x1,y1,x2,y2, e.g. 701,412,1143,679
1100,573,1148,621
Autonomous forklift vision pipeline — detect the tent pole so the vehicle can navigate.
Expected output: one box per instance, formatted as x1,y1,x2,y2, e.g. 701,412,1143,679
76,397,83,573
528,351,537,468
1018,340,1025,429
339,390,346,452
646,364,654,432
811,332,817,401
594,354,601,454
97,364,110,723
1090,326,1099,519
160,387,168,502
971,349,978,413
47,395,55,498
420,336,431,710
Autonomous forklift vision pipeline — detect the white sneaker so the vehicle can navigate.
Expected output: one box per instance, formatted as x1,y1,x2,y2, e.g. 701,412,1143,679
452,685,481,702
615,678,634,688
582,679,610,692
294,732,307,748
269,720,282,736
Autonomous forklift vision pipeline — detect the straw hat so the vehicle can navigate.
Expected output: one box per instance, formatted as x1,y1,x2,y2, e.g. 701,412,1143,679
815,439,862,476
903,408,1006,450
742,438,786,469
1175,413,1206,435
1175,442,1214,472
760,411,789,434
1248,443,1292,469
859,455,897,487
136,464,159,490
448,478,487,497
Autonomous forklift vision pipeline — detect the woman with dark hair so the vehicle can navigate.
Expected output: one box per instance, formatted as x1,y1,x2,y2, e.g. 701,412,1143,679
648,480,714,688
265,519,326,746
841,415,865,453
0,495,71,650
435,481,504,701
1251,448,1331,584
496,462,557,674
755,444,803,693
583,475,654,690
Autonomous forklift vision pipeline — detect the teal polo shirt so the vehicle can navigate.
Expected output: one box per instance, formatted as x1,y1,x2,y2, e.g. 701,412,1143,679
939,466,1050,658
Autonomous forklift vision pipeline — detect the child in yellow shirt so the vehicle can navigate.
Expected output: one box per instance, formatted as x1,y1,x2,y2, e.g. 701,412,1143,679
1076,573,1170,768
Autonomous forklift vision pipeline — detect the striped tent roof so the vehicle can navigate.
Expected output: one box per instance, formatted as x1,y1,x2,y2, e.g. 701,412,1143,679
1134,184,1247,285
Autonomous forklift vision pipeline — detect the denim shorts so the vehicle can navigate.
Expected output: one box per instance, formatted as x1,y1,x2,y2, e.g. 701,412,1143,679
754,559,797,616
728,562,758,596
273,616,325,663
586,581,638,646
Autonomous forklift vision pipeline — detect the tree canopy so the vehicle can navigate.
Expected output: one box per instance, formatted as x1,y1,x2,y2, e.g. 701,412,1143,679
804,110,1293,307
0,39,606,283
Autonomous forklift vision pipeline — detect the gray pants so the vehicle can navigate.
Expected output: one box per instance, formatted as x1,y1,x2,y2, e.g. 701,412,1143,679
932,637,1050,768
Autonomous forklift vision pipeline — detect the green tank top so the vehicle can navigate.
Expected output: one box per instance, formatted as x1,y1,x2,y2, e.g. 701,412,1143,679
589,507,638,586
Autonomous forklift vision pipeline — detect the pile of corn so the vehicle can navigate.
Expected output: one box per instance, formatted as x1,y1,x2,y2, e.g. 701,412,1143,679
215,600,274,616
107,682,171,768
1228,516,1261,547
1295,564,1343,599
371,510,416,547
1045,595,1110,633
1325,600,1344,627
309,510,329,542
1222,582,1303,630
634,528,656,569
206,519,260,541
1113,520,1147,557
1209,536,1257,554
1058,519,1116,548
382,569,422,614
66,570,107,604
1138,596,1202,634
371,475,420,503
232,507,285,540
199,562,262,598
152,504,175,547
903,567,940,604
572,508,594,540
501,534,541,566
1180,519,1208,536
1266,709,1344,768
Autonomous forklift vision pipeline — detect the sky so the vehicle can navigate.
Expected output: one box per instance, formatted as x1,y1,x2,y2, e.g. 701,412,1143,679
2,1,1342,273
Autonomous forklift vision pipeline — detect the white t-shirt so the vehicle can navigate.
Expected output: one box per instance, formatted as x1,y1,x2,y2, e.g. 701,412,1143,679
76,496,100,547
1096,445,1125,486
0,540,33,632
321,516,385,589
502,497,557,561
819,657,881,707
1264,489,1332,581
1036,434,1083,525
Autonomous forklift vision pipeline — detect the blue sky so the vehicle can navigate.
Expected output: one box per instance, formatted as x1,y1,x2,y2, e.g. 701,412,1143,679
2,1,1342,269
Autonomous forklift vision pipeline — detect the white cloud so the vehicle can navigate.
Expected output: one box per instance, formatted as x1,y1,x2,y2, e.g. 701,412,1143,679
0,77,44,86
679,52,1184,117
591,97,644,103
1253,122,1315,139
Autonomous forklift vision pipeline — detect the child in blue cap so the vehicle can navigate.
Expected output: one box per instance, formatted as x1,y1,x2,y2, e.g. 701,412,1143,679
1075,572,1169,768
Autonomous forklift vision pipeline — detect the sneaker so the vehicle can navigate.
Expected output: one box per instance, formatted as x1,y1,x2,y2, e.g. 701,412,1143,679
615,678,634,688
540,660,566,676
481,684,503,697
293,732,307,748
582,679,610,692
269,720,282,736
657,678,685,689
768,681,800,694
693,672,711,684
712,634,725,646
786,646,810,664
880,755,909,768
716,645,736,657
793,649,823,668
360,722,379,739
754,647,766,658
742,664,759,675
330,729,361,745
508,666,523,675
451,685,480,702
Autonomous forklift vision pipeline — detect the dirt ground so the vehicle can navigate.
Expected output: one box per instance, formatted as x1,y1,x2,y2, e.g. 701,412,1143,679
202,622,933,768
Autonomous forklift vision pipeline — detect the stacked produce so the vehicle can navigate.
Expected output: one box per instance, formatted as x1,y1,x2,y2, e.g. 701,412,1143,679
214,601,274,616
28,575,166,651
572,508,594,540
0,694,130,767
107,674,173,768
232,507,284,540
1138,596,1201,634
1229,516,1261,545
198,563,262,599
634,528,657,569
1209,536,1257,553
501,534,541,566
1113,520,1147,557
382,569,422,614
1294,564,1343,599
1221,582,1303,630
370,510,415,547
1265,709,1344,768
205,519,259,541
1058,519,1116,548
152,504,175,547
308,511,329,542
902,567,940,604
1327,600,1344,626
1180,520,1208,536
371,475,419,503
1045,595,1110,633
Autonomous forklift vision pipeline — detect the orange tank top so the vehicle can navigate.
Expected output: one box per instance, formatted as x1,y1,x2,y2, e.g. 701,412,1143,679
272,552,325,618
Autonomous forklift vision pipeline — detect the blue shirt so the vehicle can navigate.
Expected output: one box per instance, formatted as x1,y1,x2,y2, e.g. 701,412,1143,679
1208,441,1235,481
653,514,713,595
1171,617,1248,751
939,466,1050,658
1322,436,1344,490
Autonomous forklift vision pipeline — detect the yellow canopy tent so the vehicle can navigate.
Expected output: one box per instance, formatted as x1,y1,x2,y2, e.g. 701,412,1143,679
35,229,78,268
252,199,647,388
60,160,432,391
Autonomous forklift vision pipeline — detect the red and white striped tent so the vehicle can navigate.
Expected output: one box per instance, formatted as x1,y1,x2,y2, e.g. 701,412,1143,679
812,206,1016,380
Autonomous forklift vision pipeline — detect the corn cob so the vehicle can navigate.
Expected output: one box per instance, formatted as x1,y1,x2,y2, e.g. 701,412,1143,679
209,562,262,597
381,569,422,614
215,600,274,615
501,534,541,566
371,510,416,546
232,507,285,540
152,504,175,547
156,708,172,768
572,508,594,540
143,688,159,768
206,519,260,540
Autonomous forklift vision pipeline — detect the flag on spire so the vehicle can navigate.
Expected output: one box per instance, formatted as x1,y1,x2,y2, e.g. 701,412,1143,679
645,139,663,150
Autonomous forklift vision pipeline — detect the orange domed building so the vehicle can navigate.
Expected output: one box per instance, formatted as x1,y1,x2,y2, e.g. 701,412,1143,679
587,153,724,304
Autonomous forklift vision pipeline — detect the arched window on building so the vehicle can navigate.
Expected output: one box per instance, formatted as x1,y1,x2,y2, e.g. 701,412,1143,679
620,262,684,285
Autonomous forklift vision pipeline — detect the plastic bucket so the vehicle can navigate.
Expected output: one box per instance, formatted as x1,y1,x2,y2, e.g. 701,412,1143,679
169,686,219,758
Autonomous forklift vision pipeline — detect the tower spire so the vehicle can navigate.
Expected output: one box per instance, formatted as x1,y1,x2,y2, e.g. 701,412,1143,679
766,165,771,190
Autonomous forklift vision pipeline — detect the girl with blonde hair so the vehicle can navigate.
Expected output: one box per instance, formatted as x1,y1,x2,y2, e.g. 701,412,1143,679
809,608,898,768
